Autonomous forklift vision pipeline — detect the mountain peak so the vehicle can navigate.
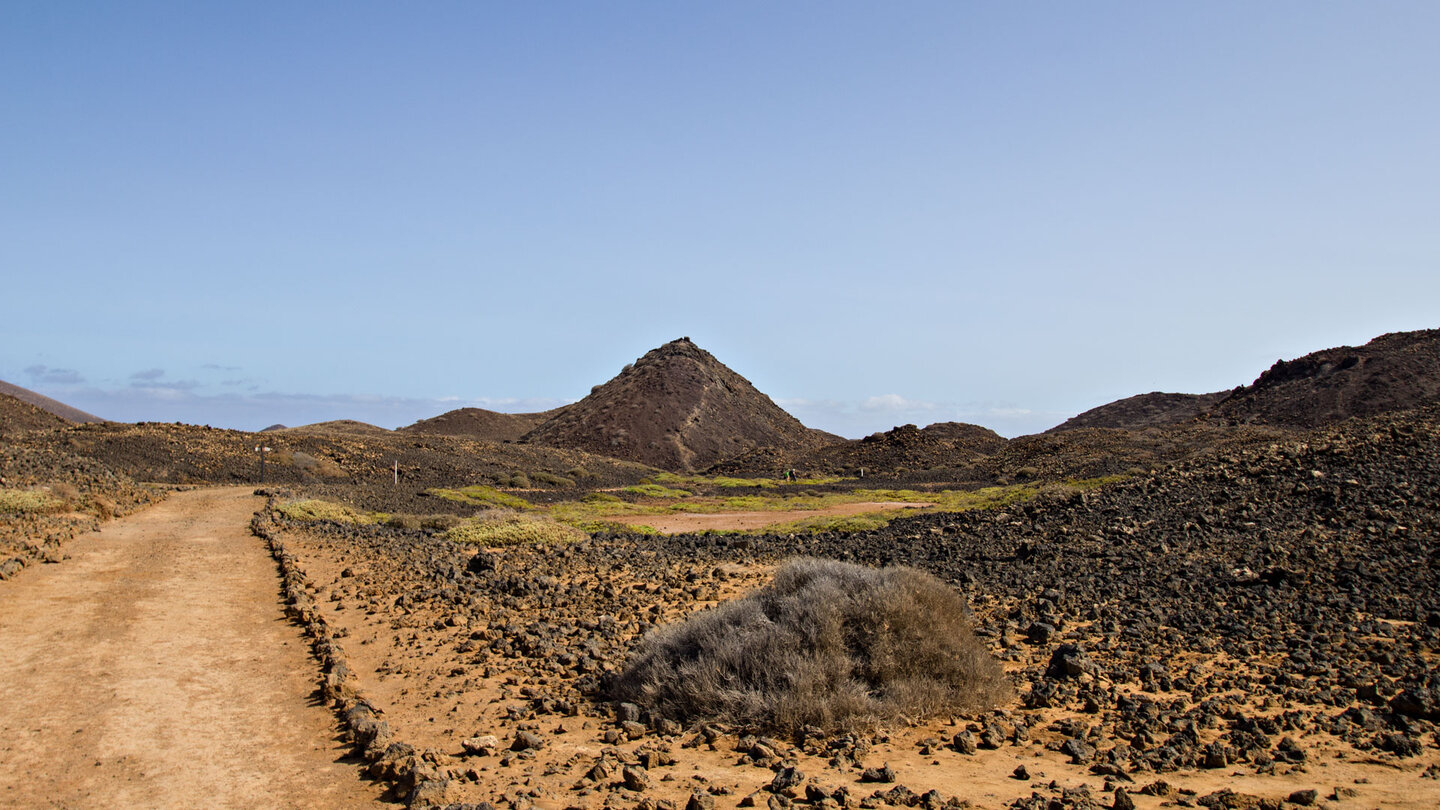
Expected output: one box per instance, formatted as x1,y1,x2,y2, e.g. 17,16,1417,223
522,339,826,471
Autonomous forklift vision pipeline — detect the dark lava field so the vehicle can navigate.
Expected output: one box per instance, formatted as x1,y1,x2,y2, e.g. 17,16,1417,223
266,406,1440,809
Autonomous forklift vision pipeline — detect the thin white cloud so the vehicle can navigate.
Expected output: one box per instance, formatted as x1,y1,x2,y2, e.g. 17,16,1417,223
860,393,938,412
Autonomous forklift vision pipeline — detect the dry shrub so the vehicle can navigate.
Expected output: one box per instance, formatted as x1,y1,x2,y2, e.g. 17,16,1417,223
421,513,464,531
50,482,81,506
614,557,1010,733
443,511,587,546
386,513,422,531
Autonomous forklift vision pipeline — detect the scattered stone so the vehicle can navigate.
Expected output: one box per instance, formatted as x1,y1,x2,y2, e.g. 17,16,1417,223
860,764,896,784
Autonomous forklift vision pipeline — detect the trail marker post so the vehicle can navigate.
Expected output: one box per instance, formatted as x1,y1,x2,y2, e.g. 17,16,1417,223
255,445,272,483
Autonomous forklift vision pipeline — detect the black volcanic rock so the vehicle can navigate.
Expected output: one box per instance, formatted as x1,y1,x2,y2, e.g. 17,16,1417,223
521,338,827,472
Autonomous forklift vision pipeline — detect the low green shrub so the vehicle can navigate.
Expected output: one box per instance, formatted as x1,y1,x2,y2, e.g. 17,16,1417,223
428,486,534,510
531,471,576,488
623,483,692,499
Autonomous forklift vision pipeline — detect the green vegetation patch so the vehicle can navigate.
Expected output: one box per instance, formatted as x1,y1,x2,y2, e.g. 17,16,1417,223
531,471,576,488
655,473,846,490
444,513,588,546
0,488,68,515
276,499,376,525
624,483,693,499
428,485,535,511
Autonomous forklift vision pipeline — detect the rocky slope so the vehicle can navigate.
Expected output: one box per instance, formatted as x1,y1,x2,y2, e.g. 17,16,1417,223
1047,391,1228,432
711,421,1009,478
1047,329,1439,435
2,421,657,514
522,338,833,472
0,393,73,437
0,380,103,424
1210,328,1440,427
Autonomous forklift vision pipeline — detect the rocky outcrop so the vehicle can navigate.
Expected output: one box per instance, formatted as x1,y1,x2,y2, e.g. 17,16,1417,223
1209,329,1440,427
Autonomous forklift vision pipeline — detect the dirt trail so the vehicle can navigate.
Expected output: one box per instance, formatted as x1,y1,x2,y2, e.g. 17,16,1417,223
0,487,388,809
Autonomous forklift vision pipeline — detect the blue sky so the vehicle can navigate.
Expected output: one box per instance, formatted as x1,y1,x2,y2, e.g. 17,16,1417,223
4,2,1437,437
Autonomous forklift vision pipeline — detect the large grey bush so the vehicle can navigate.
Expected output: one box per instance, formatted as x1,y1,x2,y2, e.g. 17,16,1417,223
614,557,1010,732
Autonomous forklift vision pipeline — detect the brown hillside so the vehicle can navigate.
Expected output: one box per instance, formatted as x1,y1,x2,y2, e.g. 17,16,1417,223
521,338,827,472
0,380,104,424
1210,328,1440,427
400,407,558,442
1046,391,1228,432
0,393,73,437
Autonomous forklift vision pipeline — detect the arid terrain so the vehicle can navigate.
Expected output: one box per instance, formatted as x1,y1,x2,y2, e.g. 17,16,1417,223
1,329,1438,809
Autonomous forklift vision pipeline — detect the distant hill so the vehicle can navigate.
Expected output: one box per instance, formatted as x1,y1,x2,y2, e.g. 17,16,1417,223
401,407,558,442
714,421,1007,477
1208,329,1440,428
1047,391,1228,433
521,338,831,472
278,420,392,436
0,380,103,424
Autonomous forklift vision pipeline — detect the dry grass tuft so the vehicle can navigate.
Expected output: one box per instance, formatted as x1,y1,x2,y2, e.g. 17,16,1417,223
0,488,67,515
444,510,588,547
614,557,1010,733
275,498,375,525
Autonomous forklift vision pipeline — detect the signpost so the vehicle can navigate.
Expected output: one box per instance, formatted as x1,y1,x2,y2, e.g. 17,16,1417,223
255,445,272,483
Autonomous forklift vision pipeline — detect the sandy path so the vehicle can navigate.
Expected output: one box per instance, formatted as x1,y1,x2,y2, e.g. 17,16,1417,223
0,487,389,809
